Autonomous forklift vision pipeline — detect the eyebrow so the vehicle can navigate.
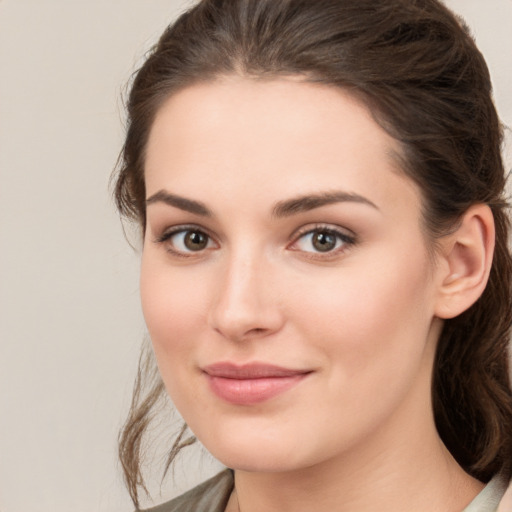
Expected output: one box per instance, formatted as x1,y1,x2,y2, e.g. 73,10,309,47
145,189,378,218
146,190,212,217
271,191,379,218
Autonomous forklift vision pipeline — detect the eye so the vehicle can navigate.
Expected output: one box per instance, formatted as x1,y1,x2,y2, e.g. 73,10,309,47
291,226,356,255
155,226,216,256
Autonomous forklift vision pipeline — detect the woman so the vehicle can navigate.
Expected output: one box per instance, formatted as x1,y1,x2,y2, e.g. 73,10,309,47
113,0,512,510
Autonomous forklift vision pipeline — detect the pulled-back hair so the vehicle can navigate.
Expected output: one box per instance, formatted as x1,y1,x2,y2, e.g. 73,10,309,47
113,0,512,507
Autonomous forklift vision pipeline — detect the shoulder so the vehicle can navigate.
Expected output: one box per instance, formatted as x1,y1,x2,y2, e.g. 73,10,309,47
464,471,512,512
141,470,234,512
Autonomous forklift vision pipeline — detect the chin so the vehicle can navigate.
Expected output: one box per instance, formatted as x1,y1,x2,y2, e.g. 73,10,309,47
196,426,317,474
214,449,302,474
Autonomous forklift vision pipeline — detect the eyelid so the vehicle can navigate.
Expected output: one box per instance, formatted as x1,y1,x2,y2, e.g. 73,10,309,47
153,224,218,256
152,222,356,259
288,223,357,256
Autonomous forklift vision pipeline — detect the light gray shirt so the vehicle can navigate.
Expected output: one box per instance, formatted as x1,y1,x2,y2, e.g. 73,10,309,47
143,469,510,512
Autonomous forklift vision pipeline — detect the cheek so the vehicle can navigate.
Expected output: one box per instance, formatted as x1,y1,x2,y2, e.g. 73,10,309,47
290,247,435,377
140,253,206,366
280,250,437,450
139,253,215,414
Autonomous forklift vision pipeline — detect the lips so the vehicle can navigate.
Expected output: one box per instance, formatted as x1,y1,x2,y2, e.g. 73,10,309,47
202,362,311,405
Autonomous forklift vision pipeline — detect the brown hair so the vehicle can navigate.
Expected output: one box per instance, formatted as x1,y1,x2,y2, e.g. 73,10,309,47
113,0,512,507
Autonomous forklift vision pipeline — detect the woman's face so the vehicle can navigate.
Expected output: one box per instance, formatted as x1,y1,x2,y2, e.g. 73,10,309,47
141,77,445,473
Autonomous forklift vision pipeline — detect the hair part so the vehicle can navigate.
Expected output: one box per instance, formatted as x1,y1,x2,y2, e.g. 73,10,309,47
113,0,512,507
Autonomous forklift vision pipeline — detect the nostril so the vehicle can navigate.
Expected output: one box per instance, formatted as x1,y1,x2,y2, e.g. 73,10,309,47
233,326,271,342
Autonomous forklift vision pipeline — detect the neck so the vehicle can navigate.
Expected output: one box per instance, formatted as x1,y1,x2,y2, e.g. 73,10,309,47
231,371,483,512
232,426,482,512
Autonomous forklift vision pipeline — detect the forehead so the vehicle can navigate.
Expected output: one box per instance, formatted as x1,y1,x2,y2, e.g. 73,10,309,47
144,76,421,218
146,76,396,167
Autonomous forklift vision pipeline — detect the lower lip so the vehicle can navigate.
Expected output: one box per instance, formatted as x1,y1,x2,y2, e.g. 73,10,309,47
206,374,308,405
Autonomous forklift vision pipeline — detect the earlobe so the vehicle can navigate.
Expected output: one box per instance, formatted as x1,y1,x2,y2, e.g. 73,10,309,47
434,204,495,319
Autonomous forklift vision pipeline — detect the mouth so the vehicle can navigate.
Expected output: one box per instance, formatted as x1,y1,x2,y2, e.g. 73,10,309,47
202,362,312,405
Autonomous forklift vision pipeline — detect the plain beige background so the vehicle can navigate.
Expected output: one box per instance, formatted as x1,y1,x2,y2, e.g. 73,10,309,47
0,1,510,511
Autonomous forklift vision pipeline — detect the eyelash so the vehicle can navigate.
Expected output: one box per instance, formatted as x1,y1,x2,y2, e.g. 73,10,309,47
288,224,357,259
153,223,357,259
154,224,217,258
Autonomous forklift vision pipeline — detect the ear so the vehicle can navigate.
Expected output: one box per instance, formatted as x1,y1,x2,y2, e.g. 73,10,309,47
434,204,495,319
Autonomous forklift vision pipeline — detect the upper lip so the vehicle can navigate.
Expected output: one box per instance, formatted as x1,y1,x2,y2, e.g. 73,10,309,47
202,362,311,379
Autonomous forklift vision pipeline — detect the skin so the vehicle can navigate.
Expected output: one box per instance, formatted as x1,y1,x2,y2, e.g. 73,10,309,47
141,77,486,511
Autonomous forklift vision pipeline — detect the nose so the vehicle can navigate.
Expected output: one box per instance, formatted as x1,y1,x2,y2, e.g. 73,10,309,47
207,250,285,342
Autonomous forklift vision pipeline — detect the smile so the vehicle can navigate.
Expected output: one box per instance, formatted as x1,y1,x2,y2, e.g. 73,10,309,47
202,362,312,405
